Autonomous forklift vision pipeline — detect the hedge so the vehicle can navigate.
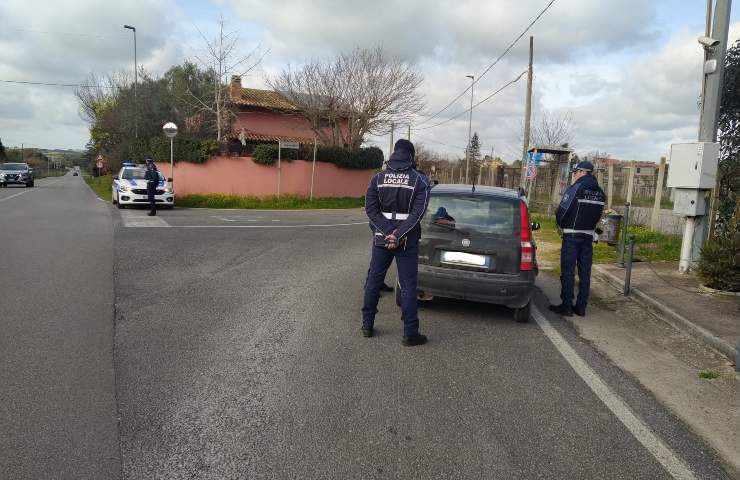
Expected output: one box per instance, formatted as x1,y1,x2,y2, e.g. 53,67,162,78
697,234,740,291
252,144,383,170
122,137,220,164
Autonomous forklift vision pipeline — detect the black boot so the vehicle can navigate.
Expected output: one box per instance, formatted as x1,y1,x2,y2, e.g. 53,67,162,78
548,303,573,317
402,334,427,346
148,211,156,216
361,327,374,337
573,305,586,317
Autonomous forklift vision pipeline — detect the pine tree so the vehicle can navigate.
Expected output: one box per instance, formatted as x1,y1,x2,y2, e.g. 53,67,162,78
465,132,481,163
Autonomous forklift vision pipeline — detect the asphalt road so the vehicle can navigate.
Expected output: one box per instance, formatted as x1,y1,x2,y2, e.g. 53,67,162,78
1,177,732,479
112,207,730,479
0,174,120,479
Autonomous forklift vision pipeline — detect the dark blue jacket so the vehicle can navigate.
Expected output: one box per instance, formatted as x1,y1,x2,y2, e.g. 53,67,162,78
144,165,159,186
365,150,430,247
556,174,606,237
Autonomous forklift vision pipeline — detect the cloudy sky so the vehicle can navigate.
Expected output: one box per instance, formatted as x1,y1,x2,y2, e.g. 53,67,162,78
0,0,738,163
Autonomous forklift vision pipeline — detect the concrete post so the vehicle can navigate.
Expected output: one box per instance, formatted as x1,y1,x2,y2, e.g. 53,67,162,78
607,163,614,210
626,161,636,205
650,157,667,231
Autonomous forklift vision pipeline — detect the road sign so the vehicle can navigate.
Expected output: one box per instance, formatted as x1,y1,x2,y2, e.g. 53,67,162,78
528,151,542,166
96,160,103,169
526,165,538,179
279,140,300,149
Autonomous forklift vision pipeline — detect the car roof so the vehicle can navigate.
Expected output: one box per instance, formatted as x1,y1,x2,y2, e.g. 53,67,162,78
430,183,521,199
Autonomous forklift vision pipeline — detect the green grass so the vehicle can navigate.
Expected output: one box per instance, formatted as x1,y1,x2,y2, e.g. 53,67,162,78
699,371,719,379
177,193,365,209
84,174,112,200
531,214,682,267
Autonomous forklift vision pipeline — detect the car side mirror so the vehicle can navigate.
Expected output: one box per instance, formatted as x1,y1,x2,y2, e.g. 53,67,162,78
531,222,540,231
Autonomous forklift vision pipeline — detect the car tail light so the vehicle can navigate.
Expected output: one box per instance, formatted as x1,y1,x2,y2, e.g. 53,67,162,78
519,200,533,271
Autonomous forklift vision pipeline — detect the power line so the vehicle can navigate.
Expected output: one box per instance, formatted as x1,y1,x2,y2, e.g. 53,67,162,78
0,79,116,89
412,70,527,132
4,27,124,40
414,0,557,127
413,134,467,151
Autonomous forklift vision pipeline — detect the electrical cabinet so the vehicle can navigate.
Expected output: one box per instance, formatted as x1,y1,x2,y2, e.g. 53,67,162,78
666,142,718,189
673,188,708,216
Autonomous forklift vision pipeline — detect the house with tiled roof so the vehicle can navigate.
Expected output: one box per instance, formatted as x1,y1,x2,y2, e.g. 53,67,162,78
226,75,348,154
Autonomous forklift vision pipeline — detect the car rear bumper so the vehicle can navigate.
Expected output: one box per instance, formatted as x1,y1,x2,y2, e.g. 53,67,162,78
418,264,535,308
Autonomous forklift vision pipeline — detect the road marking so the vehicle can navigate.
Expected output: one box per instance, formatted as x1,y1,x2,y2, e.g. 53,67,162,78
168,221,366,229
0,178,65,203
532,306,697,480
211,215,236,222
120,210,171,227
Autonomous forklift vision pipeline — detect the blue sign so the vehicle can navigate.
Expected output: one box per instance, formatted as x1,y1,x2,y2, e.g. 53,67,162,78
528,151,543,166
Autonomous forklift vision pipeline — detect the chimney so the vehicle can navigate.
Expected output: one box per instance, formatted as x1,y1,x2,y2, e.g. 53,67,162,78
230,75,242,99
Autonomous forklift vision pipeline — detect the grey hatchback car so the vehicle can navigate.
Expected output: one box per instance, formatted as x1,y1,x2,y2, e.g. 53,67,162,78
396,184,539,322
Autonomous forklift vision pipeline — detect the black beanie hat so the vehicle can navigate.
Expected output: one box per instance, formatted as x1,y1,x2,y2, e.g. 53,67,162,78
394,139,415,159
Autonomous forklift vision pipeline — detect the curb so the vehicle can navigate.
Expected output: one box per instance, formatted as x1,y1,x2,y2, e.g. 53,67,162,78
592,264,737,363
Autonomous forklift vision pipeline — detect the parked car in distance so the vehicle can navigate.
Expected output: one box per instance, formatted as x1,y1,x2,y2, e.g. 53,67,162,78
0,163,34,188
396,184,539,322
111,166,175,209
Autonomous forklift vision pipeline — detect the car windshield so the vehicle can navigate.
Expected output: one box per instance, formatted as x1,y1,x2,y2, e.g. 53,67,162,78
1,163,27,171
426,193,517,235
121,168,164,181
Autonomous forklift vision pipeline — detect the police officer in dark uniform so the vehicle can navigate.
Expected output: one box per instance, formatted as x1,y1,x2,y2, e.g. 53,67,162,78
144,157,159,216
362,139,430,346
549,161,606,317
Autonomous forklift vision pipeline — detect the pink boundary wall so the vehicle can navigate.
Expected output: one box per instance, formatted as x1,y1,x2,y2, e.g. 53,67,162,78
156,156,374,198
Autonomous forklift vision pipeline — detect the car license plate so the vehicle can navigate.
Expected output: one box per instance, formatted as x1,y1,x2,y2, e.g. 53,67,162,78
441,251,491,267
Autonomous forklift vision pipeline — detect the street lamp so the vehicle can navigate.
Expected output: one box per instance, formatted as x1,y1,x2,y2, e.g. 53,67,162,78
123,24,137,138
465,75,474,184
163,122,178,182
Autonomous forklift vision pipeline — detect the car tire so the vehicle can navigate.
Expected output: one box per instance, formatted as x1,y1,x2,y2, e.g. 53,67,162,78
395,279,402,307
513,301,531,323
117,200,125,209
112,193,117,204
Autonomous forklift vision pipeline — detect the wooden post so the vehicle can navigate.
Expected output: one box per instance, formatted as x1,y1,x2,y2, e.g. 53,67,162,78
626,160,636,205
650,157,667,231
607,163,614,209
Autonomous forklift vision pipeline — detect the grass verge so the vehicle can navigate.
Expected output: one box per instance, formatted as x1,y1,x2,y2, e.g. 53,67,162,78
84,174,112,200
531,214,682,270
177,193,365,209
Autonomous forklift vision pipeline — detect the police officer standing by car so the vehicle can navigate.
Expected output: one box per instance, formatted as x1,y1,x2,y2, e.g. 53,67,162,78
549,161,606,317
362,139,430,346
144,157,159,216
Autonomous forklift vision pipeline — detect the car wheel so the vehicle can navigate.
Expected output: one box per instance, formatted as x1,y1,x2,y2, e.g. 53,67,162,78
395,279,402,307
513,301,531,323
117,200,125,209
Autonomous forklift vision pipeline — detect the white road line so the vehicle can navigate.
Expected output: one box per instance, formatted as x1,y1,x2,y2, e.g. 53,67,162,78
211,215,236,222
531,306,697,480
0,177,65,203
168,222,366,229
120,210,171,227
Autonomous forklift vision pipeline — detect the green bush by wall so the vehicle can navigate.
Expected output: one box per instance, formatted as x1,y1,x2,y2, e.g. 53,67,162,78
252,144,383,170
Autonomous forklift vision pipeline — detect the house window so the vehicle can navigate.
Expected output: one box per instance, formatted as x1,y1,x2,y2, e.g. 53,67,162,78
636,167,641,174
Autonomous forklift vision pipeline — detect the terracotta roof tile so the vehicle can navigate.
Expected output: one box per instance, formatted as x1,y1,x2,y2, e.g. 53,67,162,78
231,87,297,111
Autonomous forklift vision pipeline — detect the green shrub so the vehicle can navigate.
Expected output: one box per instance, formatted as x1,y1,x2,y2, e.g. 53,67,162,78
697,234,740,291
251,144,383,169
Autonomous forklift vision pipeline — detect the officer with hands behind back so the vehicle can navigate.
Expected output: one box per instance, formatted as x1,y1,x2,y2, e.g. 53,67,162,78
549,161,606,317
362,139,430,346
144,157,159,216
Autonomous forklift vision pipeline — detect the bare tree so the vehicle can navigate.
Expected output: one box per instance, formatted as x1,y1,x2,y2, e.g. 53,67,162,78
269,46,424,148
530,110,575,147
75,70,131,125
188,18,267,141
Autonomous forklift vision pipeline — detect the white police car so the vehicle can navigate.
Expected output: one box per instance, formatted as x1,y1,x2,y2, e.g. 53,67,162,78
112,165,175,209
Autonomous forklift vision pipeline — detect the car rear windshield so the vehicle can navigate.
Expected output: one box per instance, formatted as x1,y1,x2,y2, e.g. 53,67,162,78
1,163,27,171
426,193,517,235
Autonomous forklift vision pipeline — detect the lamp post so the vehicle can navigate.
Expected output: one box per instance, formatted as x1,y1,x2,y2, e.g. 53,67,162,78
163,122,178,182
465,75,474,184
123,25,137,138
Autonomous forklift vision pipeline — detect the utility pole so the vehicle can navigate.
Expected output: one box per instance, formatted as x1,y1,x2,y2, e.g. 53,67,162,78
407,125,411,141
124,25,137,139
520,36,534,188
389,122,395,156
680,0,732,272
465,75,474,184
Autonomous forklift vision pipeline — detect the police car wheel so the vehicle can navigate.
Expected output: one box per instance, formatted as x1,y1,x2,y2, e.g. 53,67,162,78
117,200,125,209
394,279,402,307
513,302,531,323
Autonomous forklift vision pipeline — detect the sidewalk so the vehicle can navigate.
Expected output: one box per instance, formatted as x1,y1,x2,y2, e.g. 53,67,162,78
536,272,740,477
594,261,738,362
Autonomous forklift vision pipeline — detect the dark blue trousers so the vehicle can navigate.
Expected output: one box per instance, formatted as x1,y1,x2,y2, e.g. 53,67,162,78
362,244,419,337
560,235,593,310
